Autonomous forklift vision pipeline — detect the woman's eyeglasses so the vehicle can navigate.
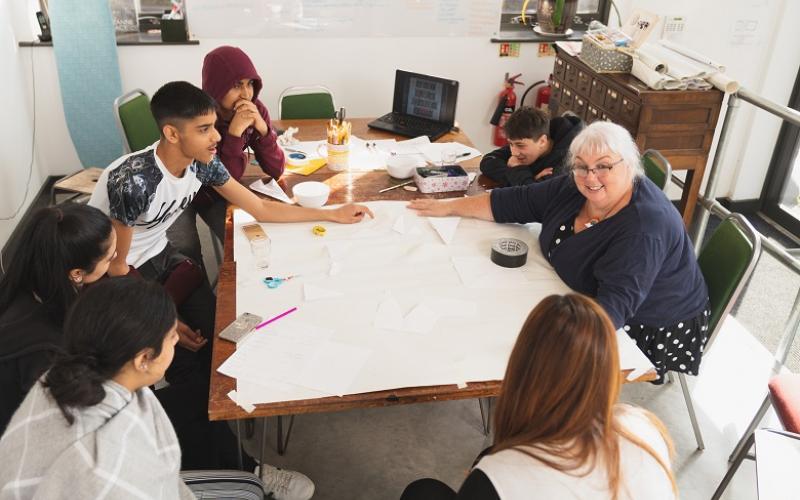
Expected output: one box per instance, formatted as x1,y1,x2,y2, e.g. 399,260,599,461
572,158,624,178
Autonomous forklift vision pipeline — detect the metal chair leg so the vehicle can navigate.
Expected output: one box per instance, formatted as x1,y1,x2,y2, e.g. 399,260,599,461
259,417,268,476
244,418,255,439
210,234,223,289
711,432,755,499
276,415,295,456
728,394,771,463
478,397,493,436
678,373,705,450
235,419,244,470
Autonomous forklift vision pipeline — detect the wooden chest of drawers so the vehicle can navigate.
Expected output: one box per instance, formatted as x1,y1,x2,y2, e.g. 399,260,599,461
550,49,724,225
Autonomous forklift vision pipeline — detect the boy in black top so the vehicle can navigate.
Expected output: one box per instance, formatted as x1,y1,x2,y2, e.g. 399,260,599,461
480,107,583,187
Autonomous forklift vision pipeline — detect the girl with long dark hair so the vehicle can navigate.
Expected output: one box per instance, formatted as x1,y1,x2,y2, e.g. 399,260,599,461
0,204,115,433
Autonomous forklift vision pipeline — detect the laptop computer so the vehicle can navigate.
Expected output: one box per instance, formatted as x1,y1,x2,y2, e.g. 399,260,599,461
368,70,459,142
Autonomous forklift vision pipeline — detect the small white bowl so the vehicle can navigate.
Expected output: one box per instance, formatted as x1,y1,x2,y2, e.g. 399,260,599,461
386,155,419,179
293,181,330,208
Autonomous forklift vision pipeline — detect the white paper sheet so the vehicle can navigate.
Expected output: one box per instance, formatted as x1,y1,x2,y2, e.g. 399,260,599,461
419,142,482,164
374,295,404,330
383,136,431,156
428,217,460,245
451,256,529,288
616,329,656,381
392,214,407,235
292,341,373,396
403,304,439,334
236,378,331,405
304,283,343,302
249,178,294,204
227,390,256,413
230,201,576,404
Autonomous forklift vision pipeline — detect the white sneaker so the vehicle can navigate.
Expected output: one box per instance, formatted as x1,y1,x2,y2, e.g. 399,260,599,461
259,464,315,500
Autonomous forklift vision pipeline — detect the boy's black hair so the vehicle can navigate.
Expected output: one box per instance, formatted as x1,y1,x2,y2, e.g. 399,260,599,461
150,81,217,131
503,106,550,141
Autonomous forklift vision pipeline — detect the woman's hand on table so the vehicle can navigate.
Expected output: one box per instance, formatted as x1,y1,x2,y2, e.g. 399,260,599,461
327,204,374,223
407,198,452,217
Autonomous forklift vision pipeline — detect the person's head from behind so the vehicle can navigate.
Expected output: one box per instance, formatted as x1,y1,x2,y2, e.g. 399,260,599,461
0,204,116,322
151,81,221,164
503,107,551,164
568,121,642,207
493,293,674,496
494,293,620,447
201,46,263,115
44,277,178,424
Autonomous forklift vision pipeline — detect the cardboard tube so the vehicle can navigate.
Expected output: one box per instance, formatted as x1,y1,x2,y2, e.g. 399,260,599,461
708,73,740,93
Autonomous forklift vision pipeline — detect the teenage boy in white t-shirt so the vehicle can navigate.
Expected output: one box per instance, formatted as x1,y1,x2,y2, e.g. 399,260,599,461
90,81,372,379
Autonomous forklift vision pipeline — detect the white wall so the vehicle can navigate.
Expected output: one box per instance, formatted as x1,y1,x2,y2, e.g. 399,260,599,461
0,1,45,247
21,37,553,178
4,0,800,249
617,0,800,200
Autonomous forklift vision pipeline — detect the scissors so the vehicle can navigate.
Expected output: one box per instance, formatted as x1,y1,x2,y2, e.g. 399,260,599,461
263,275,300,289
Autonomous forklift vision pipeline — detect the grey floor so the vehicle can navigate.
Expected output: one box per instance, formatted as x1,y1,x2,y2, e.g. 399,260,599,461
198,214,800,500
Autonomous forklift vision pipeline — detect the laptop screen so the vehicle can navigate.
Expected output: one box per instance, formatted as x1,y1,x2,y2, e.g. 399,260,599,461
393,70,459,125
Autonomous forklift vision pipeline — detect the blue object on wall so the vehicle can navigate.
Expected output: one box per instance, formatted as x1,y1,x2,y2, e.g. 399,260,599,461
50,0,124,168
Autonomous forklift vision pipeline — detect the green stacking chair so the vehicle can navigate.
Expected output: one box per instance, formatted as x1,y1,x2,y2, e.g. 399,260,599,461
678,213,762,450
114,89,160,153
642,149,672,192
278,85,336,120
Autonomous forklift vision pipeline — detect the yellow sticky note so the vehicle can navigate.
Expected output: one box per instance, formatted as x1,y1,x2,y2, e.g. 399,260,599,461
286,157,327,175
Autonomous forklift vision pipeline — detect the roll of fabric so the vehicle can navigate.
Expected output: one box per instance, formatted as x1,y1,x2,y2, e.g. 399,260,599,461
659,39,727,73
631,59,686,90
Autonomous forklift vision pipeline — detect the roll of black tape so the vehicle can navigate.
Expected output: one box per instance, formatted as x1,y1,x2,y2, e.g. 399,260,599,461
491,238,528,268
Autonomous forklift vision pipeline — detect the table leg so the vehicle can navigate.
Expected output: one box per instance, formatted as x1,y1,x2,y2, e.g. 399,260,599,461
276,415,296,456
259,417,268,476
680,166,702,228
235,419,244,470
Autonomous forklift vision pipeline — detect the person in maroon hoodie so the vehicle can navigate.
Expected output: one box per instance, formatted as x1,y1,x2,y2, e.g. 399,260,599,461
168,46,286,267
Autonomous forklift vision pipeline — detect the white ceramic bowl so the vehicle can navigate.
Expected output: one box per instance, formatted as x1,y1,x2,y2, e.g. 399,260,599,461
386,155,419,179
293,181,330,208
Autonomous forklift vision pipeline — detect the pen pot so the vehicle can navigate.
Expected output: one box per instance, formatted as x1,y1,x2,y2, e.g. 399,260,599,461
317,142,349,172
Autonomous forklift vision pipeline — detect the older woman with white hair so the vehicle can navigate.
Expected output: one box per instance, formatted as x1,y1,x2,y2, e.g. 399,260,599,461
409,121,710,382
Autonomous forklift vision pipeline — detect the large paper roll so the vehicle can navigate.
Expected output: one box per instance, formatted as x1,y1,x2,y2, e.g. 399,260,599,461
631,59,686,90
659,39,726,72
708,73,740,93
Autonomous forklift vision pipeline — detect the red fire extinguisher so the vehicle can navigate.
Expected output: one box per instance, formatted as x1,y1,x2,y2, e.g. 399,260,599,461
490,73,523,147
519,75,554,113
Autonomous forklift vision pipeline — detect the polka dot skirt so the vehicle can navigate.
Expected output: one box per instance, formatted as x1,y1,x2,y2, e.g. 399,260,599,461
623,306,711,383
549,219,712,383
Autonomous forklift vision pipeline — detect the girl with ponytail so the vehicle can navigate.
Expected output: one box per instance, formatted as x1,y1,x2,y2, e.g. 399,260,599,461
0,203,116,433
0,277,194,498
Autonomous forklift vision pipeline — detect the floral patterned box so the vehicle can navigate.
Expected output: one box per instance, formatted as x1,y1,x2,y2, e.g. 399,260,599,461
413,165,470,194
580,33,633,74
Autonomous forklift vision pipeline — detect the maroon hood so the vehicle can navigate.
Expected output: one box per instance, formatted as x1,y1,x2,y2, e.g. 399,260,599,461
201,46,263,103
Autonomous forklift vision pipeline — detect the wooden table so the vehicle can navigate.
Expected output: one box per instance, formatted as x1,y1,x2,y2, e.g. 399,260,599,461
209,118,654,425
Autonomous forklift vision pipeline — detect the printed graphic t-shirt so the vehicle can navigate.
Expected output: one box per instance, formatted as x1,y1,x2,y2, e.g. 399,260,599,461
89,142,230,267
